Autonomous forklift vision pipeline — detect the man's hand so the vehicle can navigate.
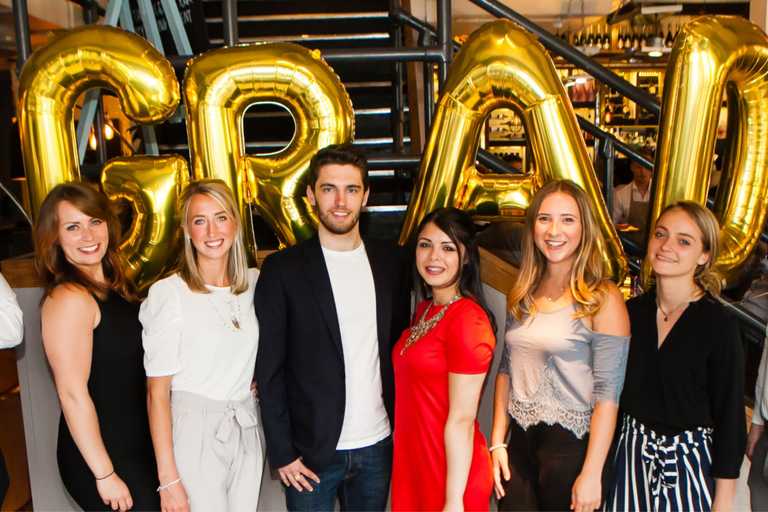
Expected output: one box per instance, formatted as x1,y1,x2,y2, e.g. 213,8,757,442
278,458,320,492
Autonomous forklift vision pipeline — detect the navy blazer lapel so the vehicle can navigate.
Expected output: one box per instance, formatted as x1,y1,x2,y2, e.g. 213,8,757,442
366,240,393,355
301,237,344,358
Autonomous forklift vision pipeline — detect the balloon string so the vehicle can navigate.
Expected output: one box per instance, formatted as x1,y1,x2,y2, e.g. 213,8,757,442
0,180,32,226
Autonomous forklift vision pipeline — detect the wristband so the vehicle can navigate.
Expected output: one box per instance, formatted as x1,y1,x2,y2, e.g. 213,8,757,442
95,470,114,481
488,443,508,452
157,478,182,492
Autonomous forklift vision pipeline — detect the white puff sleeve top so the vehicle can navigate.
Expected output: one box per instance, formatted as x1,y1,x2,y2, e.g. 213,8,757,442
140,269,259,401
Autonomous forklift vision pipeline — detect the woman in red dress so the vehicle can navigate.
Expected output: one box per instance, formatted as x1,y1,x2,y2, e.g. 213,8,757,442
392,207,496,511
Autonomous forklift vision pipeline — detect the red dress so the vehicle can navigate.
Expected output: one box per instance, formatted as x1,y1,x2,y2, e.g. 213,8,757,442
391,298,495,511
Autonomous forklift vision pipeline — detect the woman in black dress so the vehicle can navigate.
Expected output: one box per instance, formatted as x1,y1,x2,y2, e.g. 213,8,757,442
35,182,159,511
604,201,745,511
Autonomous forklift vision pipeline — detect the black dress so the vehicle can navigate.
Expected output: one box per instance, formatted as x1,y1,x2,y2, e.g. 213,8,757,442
57,292,160,511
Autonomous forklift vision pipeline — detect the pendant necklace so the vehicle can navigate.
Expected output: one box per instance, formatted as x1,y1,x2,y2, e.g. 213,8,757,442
208,292,242,331
656,296,691,322
400,294,461,355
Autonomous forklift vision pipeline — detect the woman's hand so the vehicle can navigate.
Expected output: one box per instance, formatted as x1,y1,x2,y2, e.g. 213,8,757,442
747,423,764,461
491,447,511,499
159,480,190,512
95,473,133,511
571,470,602,512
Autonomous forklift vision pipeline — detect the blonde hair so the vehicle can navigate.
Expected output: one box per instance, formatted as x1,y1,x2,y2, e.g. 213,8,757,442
177,179,250,294
507,179,608,320
653,201,722,296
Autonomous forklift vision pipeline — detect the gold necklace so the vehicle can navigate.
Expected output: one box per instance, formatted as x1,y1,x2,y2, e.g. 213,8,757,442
400,295,461,355
656,296,691,322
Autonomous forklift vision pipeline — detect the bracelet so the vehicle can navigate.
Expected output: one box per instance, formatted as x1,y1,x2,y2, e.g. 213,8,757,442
95,470,114,481
488,443,508,452
157,478,182,493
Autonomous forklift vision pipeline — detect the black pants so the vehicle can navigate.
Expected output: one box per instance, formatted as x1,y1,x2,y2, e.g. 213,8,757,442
498,419,591,511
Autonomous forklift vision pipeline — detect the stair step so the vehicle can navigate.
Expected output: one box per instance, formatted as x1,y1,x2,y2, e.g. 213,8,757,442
206,14,389,40
205,11,388,23
209,33,390,45
243,107,408,119
156,136,411,153
202,1,389,17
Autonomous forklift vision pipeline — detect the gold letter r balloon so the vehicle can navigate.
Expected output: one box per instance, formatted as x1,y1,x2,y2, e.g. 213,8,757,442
18,25,185,292
184,42,355,252
399,20,626,280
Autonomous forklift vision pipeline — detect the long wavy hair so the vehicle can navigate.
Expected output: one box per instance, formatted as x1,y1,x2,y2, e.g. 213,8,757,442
651,201,722,296
413,207,496,332
507,179,607,320
177,179,250,294
34,182,133,301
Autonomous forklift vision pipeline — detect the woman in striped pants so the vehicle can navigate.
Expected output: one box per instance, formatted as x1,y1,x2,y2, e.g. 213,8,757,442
604,201,746,511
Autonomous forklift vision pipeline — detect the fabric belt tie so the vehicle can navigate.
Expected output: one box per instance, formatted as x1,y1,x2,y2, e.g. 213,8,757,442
215,404,258,452
641,436,680,494
628,415,708,505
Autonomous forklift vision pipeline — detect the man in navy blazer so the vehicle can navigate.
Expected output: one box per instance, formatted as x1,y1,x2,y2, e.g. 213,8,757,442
255,145,410,511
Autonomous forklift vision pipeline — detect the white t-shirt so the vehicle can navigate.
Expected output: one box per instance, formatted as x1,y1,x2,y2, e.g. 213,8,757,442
140,269,259,401
0,273,23,349
322,243,391,449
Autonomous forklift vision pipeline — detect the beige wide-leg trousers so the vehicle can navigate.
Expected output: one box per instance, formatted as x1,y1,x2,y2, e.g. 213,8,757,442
171,390,264,511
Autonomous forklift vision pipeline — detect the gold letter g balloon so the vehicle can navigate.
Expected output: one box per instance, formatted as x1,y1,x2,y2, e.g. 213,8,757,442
18,25,187,291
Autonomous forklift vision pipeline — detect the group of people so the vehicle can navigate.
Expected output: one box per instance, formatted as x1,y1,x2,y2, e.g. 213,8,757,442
0,142,759,512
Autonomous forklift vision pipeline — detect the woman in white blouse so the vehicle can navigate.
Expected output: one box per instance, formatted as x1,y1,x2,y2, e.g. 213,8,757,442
141,179,262,512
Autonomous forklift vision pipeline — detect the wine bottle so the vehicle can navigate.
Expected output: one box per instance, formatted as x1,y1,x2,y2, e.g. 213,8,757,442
617,28,624,50
665,25,674,47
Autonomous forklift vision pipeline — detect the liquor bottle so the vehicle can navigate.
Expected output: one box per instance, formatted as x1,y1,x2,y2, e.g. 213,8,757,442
617,28,625,50
665,25,675,47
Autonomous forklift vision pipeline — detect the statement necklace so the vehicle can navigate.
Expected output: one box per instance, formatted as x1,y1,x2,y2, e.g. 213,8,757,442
400,295,461,355
208,292,242,331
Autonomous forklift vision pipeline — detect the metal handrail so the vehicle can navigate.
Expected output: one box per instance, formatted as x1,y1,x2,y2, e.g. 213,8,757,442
469,0,661,118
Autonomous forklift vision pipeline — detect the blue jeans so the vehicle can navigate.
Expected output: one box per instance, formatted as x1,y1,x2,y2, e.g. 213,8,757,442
285,435,392,512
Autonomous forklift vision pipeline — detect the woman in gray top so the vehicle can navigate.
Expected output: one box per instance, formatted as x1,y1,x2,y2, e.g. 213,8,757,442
490,180,630,512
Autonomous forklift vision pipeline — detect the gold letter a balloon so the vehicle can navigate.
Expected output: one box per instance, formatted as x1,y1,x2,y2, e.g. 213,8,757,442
400,20,626,280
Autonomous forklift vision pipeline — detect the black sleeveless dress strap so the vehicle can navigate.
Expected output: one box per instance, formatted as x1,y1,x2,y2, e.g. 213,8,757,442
56,292,159,511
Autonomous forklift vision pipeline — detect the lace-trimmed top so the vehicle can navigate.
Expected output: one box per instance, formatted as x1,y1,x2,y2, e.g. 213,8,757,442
498,304,629,438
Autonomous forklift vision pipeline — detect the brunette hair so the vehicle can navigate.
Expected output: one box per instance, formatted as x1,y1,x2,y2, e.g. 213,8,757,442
413,207,496,332
307,144,369,190
653,201,722,296
177,179,250,294
34,182,133,301
507,179,608,320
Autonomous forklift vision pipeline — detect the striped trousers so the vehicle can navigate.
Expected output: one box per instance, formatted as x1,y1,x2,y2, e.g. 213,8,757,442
604,415,714,512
